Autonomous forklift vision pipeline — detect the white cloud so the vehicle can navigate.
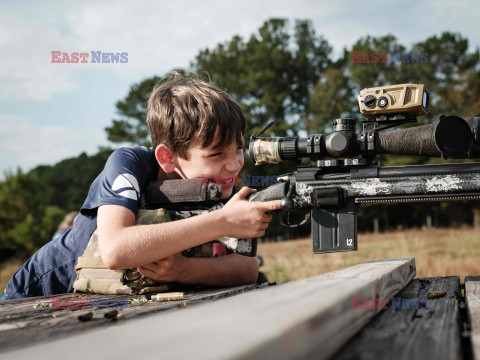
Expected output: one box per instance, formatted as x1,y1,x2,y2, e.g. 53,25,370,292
0,115,107,175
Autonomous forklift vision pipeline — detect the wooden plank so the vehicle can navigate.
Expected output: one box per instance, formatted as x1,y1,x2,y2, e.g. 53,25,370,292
333,276,462,360
0,283,271,352
1,257,415,360
465,276,480,360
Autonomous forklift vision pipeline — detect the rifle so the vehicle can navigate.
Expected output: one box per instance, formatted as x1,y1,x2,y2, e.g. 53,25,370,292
245,84,480,254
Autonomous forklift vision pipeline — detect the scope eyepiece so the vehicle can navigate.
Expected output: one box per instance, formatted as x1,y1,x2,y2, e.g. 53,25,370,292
249,137,305,165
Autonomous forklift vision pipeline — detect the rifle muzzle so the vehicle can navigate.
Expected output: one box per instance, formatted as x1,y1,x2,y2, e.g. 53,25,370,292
376,115,473,159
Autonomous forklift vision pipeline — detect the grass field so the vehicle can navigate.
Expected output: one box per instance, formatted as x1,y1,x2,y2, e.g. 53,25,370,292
0,258,23,293
257,227,480,283
1,227,479,292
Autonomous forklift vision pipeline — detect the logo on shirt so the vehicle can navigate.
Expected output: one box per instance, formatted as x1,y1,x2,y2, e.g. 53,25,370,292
112,173,140,200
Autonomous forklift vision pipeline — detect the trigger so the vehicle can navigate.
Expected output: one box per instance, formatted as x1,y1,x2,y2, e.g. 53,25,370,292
277,212,289,227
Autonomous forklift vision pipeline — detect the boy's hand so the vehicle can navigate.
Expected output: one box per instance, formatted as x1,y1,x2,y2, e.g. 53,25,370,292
219,186,282,238
136,252,187,283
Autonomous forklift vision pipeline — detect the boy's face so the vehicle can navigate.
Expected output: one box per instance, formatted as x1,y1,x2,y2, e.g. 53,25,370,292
157,128,244,199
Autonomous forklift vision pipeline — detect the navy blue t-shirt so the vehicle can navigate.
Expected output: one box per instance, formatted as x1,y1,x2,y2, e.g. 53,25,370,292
5,146,235,299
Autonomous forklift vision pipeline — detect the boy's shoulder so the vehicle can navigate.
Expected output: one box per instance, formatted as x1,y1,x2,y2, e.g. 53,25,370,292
80,146,158,216
105,146,158,181
108,145,155,164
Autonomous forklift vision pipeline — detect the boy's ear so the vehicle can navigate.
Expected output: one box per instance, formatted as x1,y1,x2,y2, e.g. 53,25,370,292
154,144,176,173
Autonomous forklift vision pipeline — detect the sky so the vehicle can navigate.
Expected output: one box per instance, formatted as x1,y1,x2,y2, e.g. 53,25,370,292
1,0,479,176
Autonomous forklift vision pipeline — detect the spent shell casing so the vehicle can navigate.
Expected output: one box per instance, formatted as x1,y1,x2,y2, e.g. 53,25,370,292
77,312,93,322
427,291,447,299
104,309,119,319
151,292,184,302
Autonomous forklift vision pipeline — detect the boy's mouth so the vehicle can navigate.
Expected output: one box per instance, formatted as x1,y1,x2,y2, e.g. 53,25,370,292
200,175,238,187
220,176,237,187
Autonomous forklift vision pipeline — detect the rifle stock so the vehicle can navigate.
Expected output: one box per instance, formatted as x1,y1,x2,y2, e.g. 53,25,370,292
145,179,258,257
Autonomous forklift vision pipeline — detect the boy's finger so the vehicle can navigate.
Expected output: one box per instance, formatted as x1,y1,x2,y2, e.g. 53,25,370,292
235,186,257,199
137,266,148,276
140,263,157,272
261,214,272,223
257,200,283,212
139,267,158,280
263,213,273,222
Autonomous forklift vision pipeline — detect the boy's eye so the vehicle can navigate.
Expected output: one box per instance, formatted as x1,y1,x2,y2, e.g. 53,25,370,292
207,146,243,157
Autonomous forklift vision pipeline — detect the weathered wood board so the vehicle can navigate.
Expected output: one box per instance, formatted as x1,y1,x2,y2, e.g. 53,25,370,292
0,283,270,352
1,257,415,360
333,276,463,360
465,276,480,360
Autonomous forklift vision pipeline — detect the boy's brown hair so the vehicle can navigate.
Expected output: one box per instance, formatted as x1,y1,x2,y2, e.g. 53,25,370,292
146,73,246,159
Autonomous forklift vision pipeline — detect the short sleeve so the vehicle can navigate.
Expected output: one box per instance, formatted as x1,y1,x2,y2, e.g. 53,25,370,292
81,147,156,217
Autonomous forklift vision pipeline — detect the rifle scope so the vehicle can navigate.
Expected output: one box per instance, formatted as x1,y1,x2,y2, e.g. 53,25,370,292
249,115,477,165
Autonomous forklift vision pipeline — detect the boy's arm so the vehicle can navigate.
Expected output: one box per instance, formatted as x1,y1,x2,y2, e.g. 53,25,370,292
97,204,226,270
137,253,259,287
97,187,281,270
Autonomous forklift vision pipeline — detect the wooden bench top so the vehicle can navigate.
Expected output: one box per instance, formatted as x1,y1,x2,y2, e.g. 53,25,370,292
3,257,480,359
0,283,272,351
1,257,416,359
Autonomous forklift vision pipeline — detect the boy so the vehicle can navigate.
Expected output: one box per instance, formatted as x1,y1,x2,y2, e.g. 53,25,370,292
1,75,281,300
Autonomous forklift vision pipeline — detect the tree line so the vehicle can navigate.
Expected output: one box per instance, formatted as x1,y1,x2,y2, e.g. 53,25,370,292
2,18,480,255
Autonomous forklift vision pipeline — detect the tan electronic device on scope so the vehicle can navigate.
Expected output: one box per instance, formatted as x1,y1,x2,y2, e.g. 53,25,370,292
358,83,430,121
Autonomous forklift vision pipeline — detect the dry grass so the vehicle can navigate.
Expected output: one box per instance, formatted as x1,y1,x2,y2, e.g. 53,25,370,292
257,227,480,283
1,227,479,291
0,258,24,293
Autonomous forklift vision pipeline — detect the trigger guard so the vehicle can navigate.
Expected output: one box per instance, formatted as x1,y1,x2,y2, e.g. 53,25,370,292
296,211,311,227
277,209,311,228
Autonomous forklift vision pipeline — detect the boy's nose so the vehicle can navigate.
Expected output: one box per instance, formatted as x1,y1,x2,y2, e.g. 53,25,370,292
226,157,242,172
